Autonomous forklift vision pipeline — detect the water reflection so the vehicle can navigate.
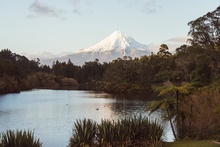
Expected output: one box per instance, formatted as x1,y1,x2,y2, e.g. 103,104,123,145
0,90,174,147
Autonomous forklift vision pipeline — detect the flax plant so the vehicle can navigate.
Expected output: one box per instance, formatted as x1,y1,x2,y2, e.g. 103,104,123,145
96,119,115,146
0,130,42,147
69,119,97,147
69,115,164,146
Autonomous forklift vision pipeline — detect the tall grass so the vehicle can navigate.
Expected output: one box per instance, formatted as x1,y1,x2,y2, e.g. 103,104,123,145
69,115,165,147
0,130,42,147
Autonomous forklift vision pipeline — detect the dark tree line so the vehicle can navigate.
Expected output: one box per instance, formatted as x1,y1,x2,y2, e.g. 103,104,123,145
0,49,79,94
0,49,40,78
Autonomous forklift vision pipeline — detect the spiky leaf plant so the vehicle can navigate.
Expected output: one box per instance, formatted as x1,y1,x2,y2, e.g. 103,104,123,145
96,119,115,146
69,118,97,147
69,115,164,146
1,130,42,147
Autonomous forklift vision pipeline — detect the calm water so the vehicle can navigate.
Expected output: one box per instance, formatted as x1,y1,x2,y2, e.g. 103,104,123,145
0,90,174,147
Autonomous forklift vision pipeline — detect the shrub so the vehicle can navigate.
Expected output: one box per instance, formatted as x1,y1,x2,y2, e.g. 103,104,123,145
69,119,97,147
180,84,220,139
69,115,164,146
0,130,42,147
96,119,115,146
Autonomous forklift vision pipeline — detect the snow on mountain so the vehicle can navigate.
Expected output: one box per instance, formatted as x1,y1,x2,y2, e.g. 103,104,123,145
40,31,189,66
41,31,151,66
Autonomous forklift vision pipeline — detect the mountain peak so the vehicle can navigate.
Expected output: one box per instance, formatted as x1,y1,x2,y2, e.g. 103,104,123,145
111,30,127,37
76,31,150,57
108,30,132,42
41,31,151,66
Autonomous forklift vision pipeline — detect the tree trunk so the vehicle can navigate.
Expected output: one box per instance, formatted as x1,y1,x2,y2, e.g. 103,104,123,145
176,90,179,120
166,108,178,140
188,96,193,133
176,90,180,134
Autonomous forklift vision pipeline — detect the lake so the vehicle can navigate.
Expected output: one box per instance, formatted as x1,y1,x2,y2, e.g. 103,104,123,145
0,89,174,147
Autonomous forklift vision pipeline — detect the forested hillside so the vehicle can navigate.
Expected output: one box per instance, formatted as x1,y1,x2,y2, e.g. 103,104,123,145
0,49,79,94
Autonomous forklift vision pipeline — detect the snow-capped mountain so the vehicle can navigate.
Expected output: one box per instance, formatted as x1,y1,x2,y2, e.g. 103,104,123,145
41,31,151,66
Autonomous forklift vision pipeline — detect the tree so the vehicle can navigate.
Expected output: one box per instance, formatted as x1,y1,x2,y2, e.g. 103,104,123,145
147,97,178,140
190,55,212,85
153,82,190,139
188,6,220,50
157,44,172,57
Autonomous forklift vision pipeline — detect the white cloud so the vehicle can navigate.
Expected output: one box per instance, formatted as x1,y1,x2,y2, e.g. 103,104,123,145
70,0,81,6
165,37,191,44
28,0,64,19
69,0,95,15
118,0,161,14
142,0,161,14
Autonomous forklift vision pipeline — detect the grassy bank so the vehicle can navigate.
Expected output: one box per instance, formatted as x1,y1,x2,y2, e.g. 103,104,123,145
166,140,220,147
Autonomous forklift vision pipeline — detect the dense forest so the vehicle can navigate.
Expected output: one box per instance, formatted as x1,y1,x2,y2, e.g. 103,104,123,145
0,5,220,142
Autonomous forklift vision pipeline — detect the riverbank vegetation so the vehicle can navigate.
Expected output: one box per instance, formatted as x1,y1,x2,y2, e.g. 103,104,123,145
0,130,42,147
0,50,79,94
147,81,220,142
69,116,164,147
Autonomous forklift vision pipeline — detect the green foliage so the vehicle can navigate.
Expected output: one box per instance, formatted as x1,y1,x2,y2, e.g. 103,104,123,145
158,84,189,97
0,130,42,147
103,81,152,94
157,44,172,57
147,97,178,140
0,75,20,94
190,55,212,84
148,82,192,140
69,119,97,147
96,119,115,146
188,6,220,50
23,72,79,90
154,71,173,82
69,116,164,147
179,84,220,139
0,49,40,77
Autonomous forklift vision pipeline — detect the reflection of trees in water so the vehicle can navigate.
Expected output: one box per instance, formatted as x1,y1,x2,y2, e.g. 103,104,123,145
109,96,149,119
77,91,174,141
102,93,175,142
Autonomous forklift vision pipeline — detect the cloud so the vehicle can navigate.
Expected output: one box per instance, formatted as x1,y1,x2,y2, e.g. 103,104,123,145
70,0,81,6
69,0,83,15
142,0,161,14
69,0,95,15
117,0,161,14
28,0,63,18
73,9,81,15
165,36,191,44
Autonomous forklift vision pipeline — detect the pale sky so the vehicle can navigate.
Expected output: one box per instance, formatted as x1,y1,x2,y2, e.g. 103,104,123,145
0,0,219,55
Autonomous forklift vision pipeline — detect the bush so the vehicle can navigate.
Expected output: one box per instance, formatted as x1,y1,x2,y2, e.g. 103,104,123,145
69,115,164,147
69,119,97,147
0,130,42,147
96,119,115,146
179,83,220,139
